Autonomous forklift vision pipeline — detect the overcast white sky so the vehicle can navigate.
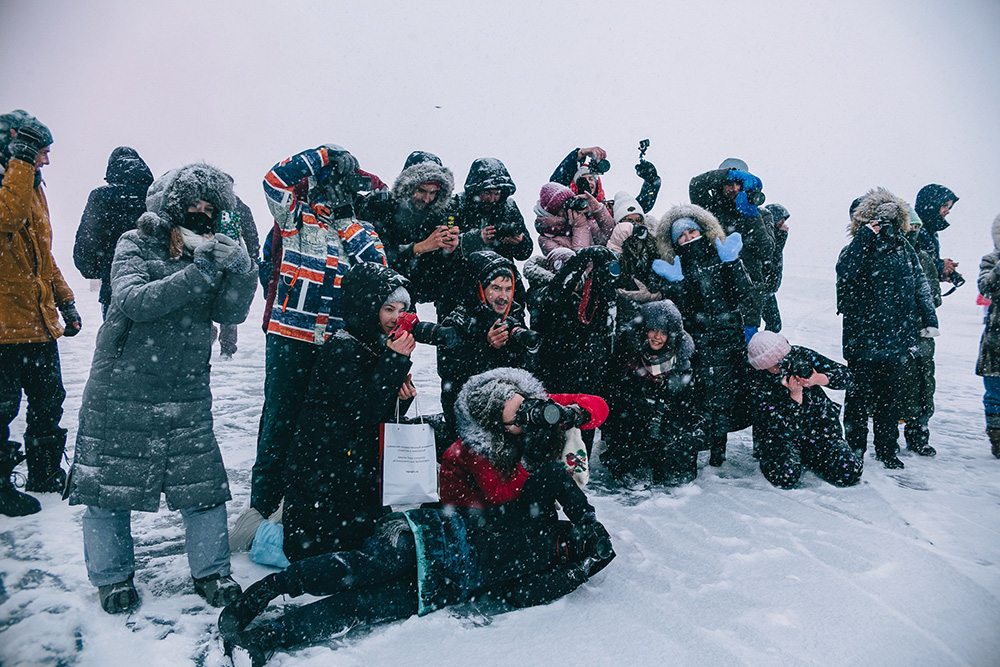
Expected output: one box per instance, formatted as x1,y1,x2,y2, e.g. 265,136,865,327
2,0,999,275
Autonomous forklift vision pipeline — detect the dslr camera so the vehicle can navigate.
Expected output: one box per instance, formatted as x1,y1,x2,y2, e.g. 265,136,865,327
388,312,457,347
515,397,590,430
778,349,815,380
565,197,589,212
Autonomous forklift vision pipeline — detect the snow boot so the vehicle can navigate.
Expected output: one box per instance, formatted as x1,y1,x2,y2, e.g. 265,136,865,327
0,441,40,517
988,428,1000,459
24,429,68,493
223,622,280,667
195,573,243,607
904,422,936,457
98,574,140,614
219,574,281,635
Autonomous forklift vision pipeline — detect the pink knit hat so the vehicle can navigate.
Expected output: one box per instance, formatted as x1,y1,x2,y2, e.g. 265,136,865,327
539,182,575,215
747,331,791,370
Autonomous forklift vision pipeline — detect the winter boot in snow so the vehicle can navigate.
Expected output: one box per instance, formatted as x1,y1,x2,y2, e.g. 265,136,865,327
223,622,281,667
0,441,40,517
24,429,68,493
195,573,243,607
98,574,139,614
708,436,726,467
988,428,1000,459
219,574,281,635
904,422,936,457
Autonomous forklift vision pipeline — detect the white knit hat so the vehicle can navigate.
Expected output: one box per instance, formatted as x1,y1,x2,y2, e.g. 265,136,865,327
747,331,791,370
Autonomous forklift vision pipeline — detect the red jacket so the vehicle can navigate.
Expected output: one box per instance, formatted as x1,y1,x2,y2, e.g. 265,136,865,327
440,394,607,509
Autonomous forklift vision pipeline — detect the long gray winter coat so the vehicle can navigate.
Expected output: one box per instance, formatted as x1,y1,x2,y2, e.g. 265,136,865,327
68,164,257,512
976,214,1000,377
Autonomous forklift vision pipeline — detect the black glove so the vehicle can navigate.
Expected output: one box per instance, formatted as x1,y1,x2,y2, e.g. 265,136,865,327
58,301,81,337
8,121,48,163
635,160,658,183
522,427,559,464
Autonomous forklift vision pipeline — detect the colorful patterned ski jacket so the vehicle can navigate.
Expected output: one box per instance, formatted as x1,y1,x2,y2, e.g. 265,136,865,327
263,145,386,344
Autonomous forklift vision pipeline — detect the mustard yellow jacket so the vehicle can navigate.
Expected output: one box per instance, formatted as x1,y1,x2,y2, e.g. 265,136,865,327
0,158,74,343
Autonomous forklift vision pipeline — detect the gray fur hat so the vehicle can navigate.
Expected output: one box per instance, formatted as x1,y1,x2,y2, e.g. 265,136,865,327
455,368,547,459
139,163,236,236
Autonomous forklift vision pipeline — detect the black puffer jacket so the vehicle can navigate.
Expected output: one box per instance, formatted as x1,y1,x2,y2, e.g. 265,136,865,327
355,157,458,303
914,183,958,277
73,147,154,305
438,251,537,386
452,158,533,261
654,204,755,436
534,246,620,394
283,263,414,561
836,188,938,364
602,299,705,481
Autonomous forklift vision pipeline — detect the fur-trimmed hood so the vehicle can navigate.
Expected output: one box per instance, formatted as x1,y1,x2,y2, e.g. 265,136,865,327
992,213,1000,251
848,187,910,237
391,160,455,215
454,367,547,467
137,163,236,237
640,299,695,370
654,204,725,263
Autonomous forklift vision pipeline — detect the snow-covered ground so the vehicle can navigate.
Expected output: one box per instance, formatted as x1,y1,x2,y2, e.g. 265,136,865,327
1,257,998,667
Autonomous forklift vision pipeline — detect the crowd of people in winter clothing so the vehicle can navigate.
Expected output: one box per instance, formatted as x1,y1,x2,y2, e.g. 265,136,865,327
1,108,995,664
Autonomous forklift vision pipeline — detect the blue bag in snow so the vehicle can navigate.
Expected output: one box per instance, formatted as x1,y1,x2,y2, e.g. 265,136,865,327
250,520,291,569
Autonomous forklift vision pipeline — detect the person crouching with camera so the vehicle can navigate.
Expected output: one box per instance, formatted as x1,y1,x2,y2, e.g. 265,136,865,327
282,263,416,562
747,331,863,489
437,251,540,442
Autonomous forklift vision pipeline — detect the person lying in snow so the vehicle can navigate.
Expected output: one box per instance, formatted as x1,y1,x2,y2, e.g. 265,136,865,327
219,368,613,666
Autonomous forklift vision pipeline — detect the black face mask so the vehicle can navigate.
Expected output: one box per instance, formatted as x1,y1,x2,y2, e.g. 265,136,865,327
184,210,215,235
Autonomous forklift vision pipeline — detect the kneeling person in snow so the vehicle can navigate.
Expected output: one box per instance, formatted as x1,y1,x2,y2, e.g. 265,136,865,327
602,299,707,486
748,331,863,489
67,163,257,614
219,367,613,666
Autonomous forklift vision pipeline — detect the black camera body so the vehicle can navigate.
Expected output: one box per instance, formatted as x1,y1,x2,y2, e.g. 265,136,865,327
746,190,766,206
949,270,966,288
492,220,523,240
632,224,649,241
778,349,815,380
565,197,588,212
588,158,611,175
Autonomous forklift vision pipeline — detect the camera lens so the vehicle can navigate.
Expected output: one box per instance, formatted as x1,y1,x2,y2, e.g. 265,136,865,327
747,190,766,206
591,159,611,174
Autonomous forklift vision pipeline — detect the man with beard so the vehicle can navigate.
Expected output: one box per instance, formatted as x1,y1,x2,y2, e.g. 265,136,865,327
437,251,538,442
689,158,774,336
1,111,81,516
450,157,533,262
355,151,460,312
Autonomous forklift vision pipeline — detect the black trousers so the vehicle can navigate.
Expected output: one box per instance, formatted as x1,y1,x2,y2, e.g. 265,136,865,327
844,359,901,458
0,341,66,444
